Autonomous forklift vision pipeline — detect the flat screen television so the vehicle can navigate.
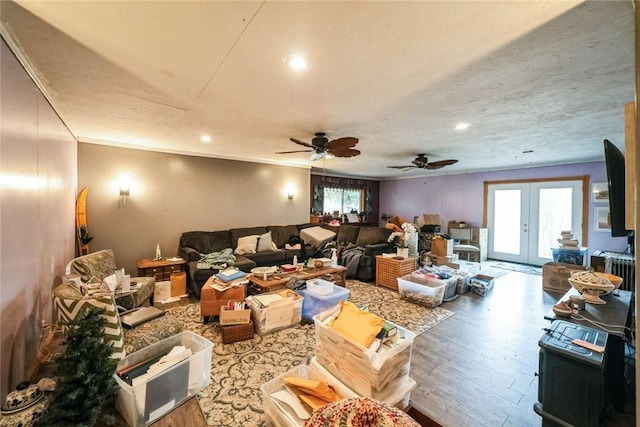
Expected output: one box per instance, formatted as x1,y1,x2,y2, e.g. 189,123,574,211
603,139,633,239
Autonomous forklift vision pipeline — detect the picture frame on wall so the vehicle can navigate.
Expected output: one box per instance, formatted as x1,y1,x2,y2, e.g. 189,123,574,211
591,182,609,203
594,206,611,232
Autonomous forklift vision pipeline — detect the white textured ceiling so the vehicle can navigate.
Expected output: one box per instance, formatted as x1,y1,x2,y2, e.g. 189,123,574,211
0,1,634,179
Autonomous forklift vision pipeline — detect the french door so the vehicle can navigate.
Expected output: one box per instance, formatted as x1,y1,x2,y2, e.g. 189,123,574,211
487,179,584,266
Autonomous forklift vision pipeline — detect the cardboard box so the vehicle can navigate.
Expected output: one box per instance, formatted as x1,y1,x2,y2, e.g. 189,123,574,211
219,304,251,325
431,238,454,257
416,214,441,229
387,215,411,228
543,262,587,293
447,220,468,230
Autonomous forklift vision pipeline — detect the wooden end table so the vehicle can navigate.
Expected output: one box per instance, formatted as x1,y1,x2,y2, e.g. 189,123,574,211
136,257,186,281
375,256,418,290
248,265,347,294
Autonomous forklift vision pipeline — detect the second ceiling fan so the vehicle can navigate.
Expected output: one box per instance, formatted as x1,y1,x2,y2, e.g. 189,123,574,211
276,132,360,161
388,154,458,171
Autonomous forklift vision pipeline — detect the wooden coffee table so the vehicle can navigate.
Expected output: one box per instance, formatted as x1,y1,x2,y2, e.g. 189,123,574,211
248,265,347,294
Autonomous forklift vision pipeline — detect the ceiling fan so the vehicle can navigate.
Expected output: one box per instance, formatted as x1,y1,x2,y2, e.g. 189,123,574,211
276,132,360,161
388,154,458,171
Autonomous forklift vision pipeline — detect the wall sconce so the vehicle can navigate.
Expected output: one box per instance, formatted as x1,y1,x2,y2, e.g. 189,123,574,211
287,191,294,200
119,185,130,205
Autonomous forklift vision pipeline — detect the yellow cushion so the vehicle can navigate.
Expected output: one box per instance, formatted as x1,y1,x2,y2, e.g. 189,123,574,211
330,301,384,347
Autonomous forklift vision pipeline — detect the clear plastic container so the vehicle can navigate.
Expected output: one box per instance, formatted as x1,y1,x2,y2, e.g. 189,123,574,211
312,305,415,397
113,331,213,427
297,286,349,323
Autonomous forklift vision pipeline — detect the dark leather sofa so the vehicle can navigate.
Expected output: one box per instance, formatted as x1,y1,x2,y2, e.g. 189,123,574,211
178,223,394,296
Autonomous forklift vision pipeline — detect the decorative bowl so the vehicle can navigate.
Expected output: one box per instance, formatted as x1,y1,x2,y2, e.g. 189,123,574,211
568,271,615,305
552,301,573,318
251,266,278,277
596,272,623,291
1,382,43,414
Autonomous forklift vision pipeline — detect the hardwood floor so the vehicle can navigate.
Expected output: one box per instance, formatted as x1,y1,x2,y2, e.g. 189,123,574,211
408,270,635,427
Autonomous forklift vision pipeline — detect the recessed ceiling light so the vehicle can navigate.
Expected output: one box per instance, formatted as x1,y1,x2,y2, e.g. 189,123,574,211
200,135,211,143
454,122,470,131
286,55,308,71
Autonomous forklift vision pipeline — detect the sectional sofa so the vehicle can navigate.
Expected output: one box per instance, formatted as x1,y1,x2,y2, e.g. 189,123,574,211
178,223,394,296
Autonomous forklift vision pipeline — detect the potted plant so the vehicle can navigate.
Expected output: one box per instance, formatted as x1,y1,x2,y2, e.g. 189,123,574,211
401,222,418,257
388,231,409,258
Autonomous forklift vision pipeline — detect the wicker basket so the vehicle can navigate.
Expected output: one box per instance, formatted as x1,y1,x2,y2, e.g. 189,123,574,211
375,256,417,290
221,320,254,344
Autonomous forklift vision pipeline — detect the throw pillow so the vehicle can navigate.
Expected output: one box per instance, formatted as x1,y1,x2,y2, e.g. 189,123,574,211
257,231,274,252
53,282,125,360
235,235,259,255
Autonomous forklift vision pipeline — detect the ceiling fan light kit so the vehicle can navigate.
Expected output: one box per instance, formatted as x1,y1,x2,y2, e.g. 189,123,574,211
276,132,360,162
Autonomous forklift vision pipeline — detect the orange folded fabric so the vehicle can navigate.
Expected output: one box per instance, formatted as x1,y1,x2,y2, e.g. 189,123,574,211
330,301,385,347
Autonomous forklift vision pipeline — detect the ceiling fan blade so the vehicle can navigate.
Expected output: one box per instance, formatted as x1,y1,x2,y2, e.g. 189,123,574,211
326,137,358,151
290,138,314,148
276,149,314,154
426,159,458,169
388,165,416,171
329,148,360,158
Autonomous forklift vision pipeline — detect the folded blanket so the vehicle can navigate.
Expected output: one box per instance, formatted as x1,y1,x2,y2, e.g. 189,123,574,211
197,248,236,270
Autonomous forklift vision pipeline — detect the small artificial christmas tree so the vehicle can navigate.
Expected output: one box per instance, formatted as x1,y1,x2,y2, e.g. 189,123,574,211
37,308,119,426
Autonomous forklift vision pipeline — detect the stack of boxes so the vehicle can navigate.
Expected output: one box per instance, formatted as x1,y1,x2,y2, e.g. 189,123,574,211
261,292,416,426
219,300,253,344
312,304,416,406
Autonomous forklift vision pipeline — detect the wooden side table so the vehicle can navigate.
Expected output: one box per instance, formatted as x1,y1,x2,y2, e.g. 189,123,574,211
375,256,418,290
136,257,186,281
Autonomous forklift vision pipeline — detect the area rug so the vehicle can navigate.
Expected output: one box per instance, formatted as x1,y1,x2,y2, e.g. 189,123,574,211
491,261,542,276
166,280,453,427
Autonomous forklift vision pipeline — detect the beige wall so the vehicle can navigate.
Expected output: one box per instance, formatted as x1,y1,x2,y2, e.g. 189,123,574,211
78,144,310,274
0,39,77,398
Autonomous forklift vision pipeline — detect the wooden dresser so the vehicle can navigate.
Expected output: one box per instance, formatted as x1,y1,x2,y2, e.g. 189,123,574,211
136,257,186,281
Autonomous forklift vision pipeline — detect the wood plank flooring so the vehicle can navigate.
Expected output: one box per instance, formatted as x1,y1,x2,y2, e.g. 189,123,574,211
408,269,635,427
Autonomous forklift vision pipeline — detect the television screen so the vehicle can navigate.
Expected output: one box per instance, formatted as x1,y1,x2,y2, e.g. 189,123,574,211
603,139,632,237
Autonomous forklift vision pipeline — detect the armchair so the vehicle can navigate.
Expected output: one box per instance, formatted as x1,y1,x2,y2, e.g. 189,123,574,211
53,282,183,359
65,249,154,310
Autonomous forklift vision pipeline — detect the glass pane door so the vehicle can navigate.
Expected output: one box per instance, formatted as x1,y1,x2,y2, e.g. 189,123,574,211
488,185,528,263
488,180,583,266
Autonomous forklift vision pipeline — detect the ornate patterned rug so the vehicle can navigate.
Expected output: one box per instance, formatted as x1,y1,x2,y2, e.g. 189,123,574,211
166,280,454,427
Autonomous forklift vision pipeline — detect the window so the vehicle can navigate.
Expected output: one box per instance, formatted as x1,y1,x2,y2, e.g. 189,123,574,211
323,187,363,215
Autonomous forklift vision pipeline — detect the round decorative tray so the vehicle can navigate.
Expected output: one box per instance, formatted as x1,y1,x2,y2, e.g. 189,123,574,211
251,266,278,276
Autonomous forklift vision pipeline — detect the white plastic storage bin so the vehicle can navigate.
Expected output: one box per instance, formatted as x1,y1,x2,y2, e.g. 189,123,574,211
397,273,456,307
246,292,303,335
261,363,357,427
309,357,416,410
297,285,350,323
312,305,415,398
306,278,334,296
113,331,213,427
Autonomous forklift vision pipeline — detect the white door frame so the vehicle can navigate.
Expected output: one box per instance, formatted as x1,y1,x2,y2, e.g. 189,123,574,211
484,176,589,265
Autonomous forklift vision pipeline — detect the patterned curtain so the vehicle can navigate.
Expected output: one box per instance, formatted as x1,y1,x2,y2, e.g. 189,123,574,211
312,184,323,215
